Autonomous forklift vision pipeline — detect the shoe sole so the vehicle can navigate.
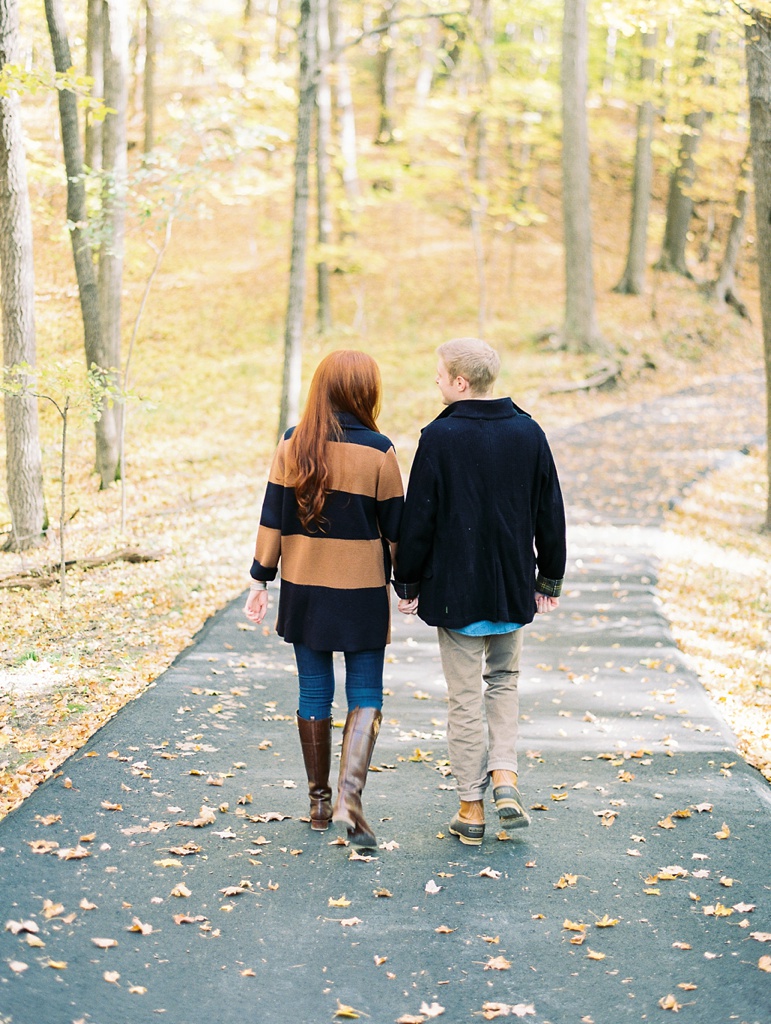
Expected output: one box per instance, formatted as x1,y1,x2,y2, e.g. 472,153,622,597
449,824,484,846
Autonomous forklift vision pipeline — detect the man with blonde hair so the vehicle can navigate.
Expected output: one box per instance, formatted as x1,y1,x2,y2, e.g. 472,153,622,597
394,338,566,845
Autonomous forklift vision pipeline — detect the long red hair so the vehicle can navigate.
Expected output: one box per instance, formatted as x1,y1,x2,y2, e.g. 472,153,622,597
291,350,382,530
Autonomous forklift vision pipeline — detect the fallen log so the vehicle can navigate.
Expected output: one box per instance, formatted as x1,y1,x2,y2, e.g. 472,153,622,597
547,361,621,394
0,549,164,590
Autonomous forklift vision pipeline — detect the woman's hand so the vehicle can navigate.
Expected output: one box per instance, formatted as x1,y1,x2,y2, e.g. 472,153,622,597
398,597,419,615
535,592,559,614
244,590,269,624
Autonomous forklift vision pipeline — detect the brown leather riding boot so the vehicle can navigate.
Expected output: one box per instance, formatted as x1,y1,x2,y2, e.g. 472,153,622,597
296,715,333,831
332,706,382,848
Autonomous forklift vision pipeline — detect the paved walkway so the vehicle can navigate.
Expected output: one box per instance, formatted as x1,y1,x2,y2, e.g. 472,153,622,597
1,372,769,1024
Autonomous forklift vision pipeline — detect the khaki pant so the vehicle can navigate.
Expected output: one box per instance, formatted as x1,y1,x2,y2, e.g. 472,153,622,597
437,627,524,802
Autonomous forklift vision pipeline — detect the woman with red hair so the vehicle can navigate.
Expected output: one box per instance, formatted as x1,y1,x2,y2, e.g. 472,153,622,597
245,351,403,847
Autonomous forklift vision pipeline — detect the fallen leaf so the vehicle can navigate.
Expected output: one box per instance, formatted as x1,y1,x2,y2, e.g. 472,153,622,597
733,903,755,913
554,874,578,889
171,883,191,898
672,942,691,950
759,956,771,973
101,801,123,811
435,925,454,934
173,914,207,925
329,896,352,908
27,839,59,854
25,935,45,948
714,823,731,840
349,850,377,862
374,955,387,966
5,919,39,935
8,960,28,973
340,917,362,927
659,994,681,1011
91,937,118,949
425,879,442,894
484,955,512,971
586,949,606,961
46,960,67,969
595,915,619,928
129,984,148,993
396,1016,424,1024
79,898,97,911
103,970,120,984
127,918,153,935
563,920,588,933
334,1000,362,1018
750,932,771,942
657,816,675,830
419,1002,445,1018
480,935,500,944
373,888,393,898
479,867,502,879
240,968,256,977
677,983,697,991
42,900,64,920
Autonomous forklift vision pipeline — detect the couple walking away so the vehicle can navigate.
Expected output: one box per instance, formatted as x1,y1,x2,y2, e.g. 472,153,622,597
244,340,566,849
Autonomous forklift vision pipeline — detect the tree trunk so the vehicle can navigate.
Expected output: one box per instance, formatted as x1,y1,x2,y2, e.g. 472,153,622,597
239,0,254,74
615,29,657,296
316,0,332,333
97,0,129,485
328,0,359,232
278,0,318,439
0,0,44,551
710,147,750,315
745,12,771,530
374,1,397,145
45,0,118,489
143,0,156,156
561,0,601,352
656,30,718,277
85,0,104,171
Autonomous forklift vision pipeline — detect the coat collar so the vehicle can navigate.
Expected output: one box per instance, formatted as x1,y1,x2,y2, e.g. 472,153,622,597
433,397,530,421
336,411,369,429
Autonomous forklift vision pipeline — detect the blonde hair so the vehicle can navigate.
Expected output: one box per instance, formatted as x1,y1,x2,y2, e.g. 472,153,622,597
437,338,500,396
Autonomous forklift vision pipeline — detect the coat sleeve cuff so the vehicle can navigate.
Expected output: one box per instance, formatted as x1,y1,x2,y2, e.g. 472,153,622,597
392,579,420,600
535,573,563,598
251,559,278,582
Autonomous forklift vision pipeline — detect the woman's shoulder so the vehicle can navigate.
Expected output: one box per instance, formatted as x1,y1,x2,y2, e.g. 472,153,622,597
340,424,394,454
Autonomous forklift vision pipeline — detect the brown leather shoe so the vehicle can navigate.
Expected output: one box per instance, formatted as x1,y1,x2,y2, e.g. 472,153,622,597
332,706,382,848
297,715,333,830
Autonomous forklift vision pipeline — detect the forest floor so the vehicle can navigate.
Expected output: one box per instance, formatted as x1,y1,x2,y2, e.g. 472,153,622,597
0,141,769,820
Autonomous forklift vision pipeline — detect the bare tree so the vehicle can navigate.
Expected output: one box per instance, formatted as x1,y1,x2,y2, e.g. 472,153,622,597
0,0,44,551
328,0,359,233
278,0,318,438
374,1,397,144
561,0,601,352
745,10,771,531
316,0,332,332
143,0,156,156
45,0,121,489
97,0,129,484
85,0,104,171
710,147,750,317
656,30,718,277
615,29,657,296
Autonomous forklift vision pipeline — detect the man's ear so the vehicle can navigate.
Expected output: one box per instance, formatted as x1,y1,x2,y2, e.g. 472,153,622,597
456,376,470,393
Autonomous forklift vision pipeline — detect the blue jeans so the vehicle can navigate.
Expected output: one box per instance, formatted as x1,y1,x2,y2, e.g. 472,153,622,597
294,644,384,720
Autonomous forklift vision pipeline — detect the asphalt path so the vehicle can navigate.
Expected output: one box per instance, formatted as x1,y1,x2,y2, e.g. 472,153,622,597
0,371,769,1024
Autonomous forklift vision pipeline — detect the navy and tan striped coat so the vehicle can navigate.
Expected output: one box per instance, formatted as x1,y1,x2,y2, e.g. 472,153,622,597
250,412,404,651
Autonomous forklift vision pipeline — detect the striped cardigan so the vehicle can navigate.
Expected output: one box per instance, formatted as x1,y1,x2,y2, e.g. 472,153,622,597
250,412,404,651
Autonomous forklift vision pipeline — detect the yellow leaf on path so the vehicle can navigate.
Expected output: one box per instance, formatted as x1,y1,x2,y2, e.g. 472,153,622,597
419,1002,445,1018
595,915,619,928
128,985,148,993
103,971,120,984
551,792,568,801
657,816,675,829
759,956,771,973
751,931,771,941
659,994,681,1011
79,898,97,911
91,937,118,949
704,903,733,917
396,1016,424,1024
154,858,183,868
373,888,393,898
101,801,123,811
28,840,59,854
672,941,691,950
374,955,387,965
484,956,512,971
9,961,28,973
128,918,153,935
329,896,351,908
171,883,191,898
480,935,500,944
563,920,588,933
714,823,731,839
42,900,64,919
36,814,61,826
334,1000,362,1019
435,925,454,934
554,874,578,889
340,917,362,927
677,983,697,991
644,888,661,896
46,960,67,969
719,877,735,887
26,935,45,948
570,934,586,945
586,950,606,961
240,969,256,977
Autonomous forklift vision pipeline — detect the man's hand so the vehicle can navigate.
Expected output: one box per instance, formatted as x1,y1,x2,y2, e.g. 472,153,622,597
244,590,269,624
398,597,419,615
535,592,559,614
